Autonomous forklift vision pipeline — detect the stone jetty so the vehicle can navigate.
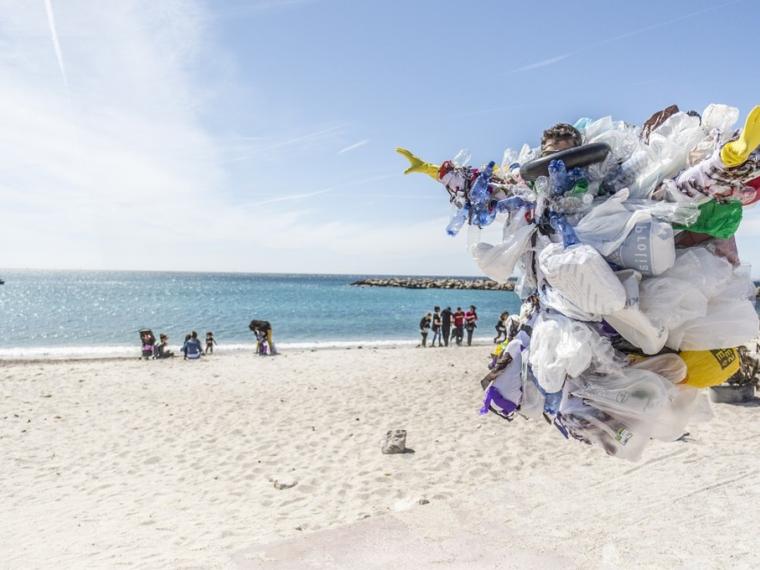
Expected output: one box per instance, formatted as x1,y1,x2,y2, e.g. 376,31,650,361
350,277,514,291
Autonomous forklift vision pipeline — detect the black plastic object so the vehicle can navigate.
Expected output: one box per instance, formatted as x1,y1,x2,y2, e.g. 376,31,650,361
519,142,611,181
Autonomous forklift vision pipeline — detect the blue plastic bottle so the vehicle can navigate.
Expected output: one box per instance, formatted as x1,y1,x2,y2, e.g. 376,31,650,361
446,206,469,236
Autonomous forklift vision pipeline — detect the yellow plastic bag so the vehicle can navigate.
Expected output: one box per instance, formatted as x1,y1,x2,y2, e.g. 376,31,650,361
680,348,740,388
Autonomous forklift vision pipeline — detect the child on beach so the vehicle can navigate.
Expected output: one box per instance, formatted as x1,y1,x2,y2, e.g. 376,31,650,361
205,332,216,354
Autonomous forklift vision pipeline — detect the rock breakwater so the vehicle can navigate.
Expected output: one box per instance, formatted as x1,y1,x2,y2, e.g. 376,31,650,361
350,277,514,291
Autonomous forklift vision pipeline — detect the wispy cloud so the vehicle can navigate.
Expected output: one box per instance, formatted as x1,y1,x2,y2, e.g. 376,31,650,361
510,0,743,73
219,125,345,164
511,53,571,73
337,139,369,155
43,0,68,89
257,187,333,206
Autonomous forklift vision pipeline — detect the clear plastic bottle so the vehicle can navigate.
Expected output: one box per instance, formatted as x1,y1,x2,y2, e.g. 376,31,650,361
446,206,470,236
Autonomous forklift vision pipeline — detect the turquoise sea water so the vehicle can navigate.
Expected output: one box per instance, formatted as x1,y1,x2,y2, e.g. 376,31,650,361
0,270,523,357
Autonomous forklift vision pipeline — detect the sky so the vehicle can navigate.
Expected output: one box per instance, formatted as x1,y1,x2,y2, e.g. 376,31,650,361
2,0,760,276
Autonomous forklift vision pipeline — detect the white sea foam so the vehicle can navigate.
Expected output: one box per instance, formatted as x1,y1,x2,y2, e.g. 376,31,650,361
0,338,495,360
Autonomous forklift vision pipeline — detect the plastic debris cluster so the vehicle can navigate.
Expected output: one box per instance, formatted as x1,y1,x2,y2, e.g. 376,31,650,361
397,103,760,460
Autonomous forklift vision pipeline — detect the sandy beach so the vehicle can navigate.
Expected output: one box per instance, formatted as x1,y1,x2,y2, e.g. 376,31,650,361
2,345,759,569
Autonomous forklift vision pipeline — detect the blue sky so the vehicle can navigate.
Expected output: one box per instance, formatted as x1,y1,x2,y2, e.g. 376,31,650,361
2,0,760,275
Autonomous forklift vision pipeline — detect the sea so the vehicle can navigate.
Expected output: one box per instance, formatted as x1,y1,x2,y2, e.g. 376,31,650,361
0,270,524,358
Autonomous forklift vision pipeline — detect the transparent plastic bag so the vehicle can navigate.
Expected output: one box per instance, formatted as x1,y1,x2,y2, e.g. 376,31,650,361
661,247,733,300
572,367,698,442
624,199,700,226
629,353,687,384
538,243,626,315
639,276,709,330
559,396,653,461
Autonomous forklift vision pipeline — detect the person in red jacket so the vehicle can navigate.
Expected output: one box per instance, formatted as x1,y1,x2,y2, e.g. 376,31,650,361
453,307,465,346
465,305,478,346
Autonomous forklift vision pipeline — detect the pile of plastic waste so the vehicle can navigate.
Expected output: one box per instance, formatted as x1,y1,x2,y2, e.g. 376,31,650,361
397,103,760,460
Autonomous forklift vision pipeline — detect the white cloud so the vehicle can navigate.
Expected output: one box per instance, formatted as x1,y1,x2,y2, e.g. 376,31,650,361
0,1,481,276
337,139,369,155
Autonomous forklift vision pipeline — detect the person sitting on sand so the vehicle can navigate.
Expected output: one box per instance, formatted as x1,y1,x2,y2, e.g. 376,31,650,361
418,312,432,347
155,334,174,359
183,331,203,360
205,331,216,354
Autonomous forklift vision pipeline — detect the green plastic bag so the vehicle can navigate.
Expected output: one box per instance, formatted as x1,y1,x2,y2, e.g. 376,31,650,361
674,199,742,239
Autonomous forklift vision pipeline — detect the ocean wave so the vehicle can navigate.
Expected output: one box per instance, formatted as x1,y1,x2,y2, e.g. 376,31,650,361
0,338,492,360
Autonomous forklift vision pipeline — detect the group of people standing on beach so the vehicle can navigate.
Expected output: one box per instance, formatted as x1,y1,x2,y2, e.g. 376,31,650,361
418,305,479,347
418,306,524,349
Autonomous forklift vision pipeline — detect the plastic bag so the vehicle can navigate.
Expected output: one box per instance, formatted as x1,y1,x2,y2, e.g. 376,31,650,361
673,199,743,239
519,367,546,420
624,199,700,226
574,189,676,276
529,312,618,393
680,348,741,388
629,353,687,384
666,297,760,351
469,210,535,282
570,368,672,419
639,276,708,330
559,396,652,461
538,243,626,315
604,270,668,354
661,247,733,300
573,367,698,442
540,284,601,322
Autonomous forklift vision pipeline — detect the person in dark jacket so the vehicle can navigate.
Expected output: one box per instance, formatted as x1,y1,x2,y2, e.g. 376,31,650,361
418,313,432,347
249,319,278,355
441,306,452,346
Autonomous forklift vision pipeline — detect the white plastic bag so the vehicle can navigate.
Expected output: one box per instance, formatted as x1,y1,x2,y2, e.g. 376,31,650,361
639,276,708,330
604,270,668,355
529,312,618,393
661,247,733,300
666,297,760,351
538,243,626,315
469,210,535,282
574,189,675,275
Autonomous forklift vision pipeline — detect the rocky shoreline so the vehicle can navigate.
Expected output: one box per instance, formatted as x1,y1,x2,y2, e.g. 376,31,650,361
350,277,515,291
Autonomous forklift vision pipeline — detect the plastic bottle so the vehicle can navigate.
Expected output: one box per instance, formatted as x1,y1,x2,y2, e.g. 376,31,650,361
549,213,580,247
446,206,470,236
602,150,648,193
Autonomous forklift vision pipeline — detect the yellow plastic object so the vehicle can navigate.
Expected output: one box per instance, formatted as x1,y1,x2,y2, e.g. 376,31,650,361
720,105,760,167
680,348,740,388
395,147,440,180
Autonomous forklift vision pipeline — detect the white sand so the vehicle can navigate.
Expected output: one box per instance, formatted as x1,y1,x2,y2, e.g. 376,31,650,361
1,346,759,569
